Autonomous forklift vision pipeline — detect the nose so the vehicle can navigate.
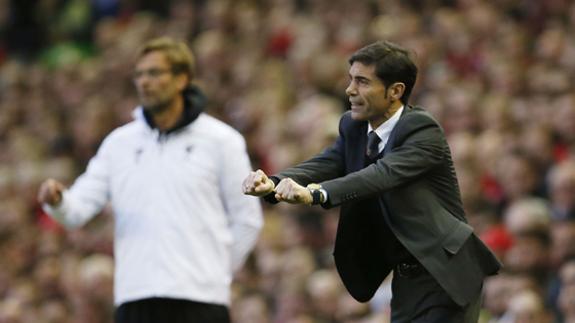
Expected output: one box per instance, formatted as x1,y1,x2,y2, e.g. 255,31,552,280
135,75,150,90
346,82,357,97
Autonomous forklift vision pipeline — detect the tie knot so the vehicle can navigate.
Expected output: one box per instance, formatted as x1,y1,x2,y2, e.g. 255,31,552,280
366,131,381,160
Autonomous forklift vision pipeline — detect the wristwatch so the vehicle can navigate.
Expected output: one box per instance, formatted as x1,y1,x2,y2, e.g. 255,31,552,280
306,183,327,205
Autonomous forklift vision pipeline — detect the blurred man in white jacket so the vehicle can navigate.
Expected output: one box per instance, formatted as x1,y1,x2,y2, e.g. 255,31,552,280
38,37,263,323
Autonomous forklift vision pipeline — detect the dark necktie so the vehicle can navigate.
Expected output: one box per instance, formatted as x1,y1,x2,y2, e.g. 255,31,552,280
366,131,382,161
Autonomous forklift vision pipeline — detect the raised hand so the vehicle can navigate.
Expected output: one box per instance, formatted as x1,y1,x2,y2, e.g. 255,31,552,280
242,169,275,197
38,179,66,206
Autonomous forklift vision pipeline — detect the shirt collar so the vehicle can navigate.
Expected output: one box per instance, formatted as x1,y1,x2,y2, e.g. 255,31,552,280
367,105,404,144
135,85,206,134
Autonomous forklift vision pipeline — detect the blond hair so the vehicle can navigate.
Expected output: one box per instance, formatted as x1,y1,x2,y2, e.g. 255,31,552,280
138,37,195,83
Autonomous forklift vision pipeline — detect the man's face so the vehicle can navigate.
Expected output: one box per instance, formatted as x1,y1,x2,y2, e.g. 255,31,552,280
133,51,186,113
346,62,394,128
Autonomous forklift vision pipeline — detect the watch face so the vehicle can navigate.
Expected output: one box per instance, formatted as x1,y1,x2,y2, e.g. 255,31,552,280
307,183,322,190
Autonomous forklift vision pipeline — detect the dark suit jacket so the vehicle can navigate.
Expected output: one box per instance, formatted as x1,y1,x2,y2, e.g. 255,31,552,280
267,105,501,306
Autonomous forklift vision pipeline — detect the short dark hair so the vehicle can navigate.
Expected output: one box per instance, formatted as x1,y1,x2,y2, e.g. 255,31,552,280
349,41,418,104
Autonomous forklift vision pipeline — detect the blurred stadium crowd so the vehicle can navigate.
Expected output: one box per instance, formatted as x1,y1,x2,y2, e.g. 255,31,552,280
1,0,575,322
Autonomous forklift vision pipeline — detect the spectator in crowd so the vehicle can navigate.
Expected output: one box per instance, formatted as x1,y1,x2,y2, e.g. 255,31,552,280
500,289,552,323
550,221,575,269
558,260,575,323
503,198,552,235
548,160,575,221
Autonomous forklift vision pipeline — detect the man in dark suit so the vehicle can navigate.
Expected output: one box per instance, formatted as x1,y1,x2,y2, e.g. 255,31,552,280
243,40,501,323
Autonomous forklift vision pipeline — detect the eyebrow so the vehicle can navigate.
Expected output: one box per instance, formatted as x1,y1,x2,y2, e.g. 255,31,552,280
349,74,371,82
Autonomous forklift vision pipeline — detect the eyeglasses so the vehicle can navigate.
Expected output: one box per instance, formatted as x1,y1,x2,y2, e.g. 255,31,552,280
132,68,173,80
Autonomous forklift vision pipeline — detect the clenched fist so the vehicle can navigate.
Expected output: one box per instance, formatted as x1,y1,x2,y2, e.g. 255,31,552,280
274,178,313,205
242,169,275,197
38,179,66,206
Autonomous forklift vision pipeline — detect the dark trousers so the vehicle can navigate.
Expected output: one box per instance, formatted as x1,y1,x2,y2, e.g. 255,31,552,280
115,298,230,323
390,270,482,323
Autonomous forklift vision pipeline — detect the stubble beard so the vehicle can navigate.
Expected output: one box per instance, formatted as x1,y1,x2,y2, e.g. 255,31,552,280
141,96,171,115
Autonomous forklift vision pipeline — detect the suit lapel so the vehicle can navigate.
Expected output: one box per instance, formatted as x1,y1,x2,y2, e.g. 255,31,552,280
348,105,412,170
347,122,369,173
383,104,412,155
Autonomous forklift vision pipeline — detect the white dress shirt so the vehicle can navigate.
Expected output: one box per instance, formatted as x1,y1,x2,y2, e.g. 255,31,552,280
367,105,404,153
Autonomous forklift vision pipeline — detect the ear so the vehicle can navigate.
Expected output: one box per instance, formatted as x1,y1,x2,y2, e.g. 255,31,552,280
175,73,189,92
390,82,406,102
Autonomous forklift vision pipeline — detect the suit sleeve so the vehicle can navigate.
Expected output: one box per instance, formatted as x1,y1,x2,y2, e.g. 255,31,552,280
321,112,446,207
263,116,347,204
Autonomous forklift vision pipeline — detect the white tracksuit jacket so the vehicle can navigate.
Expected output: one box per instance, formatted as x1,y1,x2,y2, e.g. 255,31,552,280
44,108,263,306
